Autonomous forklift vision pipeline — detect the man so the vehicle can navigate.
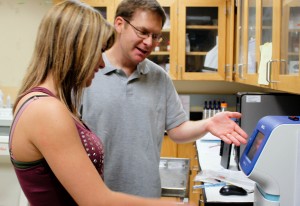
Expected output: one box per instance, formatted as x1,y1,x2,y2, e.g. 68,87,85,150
82,0,248,198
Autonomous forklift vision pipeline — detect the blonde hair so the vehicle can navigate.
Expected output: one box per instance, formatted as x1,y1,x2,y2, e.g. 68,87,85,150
15,0,115,116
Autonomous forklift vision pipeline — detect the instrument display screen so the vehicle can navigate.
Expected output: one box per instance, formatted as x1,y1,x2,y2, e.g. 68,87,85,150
247,131,265,161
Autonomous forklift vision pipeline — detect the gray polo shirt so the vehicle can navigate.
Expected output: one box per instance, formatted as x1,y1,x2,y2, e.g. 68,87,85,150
82,54,188,197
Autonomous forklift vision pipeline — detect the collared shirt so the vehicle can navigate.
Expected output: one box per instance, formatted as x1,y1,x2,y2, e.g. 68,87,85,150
82,53,188,197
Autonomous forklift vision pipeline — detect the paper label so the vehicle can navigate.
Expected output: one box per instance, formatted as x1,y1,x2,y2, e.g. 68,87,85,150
245,95,261,103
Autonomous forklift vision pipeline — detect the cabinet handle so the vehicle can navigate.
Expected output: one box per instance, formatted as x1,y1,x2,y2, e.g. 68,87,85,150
180,66,183,79
224,64,231,80
192,165,199,171
233,64,237,73
237,63,247,80
266,59,286,83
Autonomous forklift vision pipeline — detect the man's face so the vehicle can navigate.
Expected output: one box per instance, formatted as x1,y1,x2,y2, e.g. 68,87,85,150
117,10,163,65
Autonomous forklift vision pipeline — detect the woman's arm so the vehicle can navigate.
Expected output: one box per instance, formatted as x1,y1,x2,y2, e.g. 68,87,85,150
23,98,186,206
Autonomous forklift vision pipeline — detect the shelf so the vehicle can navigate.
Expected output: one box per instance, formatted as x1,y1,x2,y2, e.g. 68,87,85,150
150,51,170,55
186,25,218,30
288,52,300,56
288,28,300,32
186,52,208,56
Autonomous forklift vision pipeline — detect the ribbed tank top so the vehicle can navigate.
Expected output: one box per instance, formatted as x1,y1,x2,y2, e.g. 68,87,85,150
9,87,104,206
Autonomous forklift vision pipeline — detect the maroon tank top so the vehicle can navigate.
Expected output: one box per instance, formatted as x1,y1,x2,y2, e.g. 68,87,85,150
9,87,104,206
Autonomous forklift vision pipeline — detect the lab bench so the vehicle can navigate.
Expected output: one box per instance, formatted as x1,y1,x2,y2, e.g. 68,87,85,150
195,137,254,206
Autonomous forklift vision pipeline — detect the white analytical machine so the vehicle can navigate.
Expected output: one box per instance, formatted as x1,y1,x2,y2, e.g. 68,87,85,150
240,116,300,206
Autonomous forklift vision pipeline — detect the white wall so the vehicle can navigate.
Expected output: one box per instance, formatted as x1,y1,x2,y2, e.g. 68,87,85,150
0,0,52,102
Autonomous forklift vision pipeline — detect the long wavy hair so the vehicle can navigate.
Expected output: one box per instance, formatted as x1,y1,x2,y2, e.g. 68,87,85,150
14,0,115,117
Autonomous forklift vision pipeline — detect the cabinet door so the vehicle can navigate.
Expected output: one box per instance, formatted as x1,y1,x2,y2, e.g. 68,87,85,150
274,0,300,94
160,135,177,157
53,0,115,23
83,0,116,23
235,0,281,90
235,0,300,94
147,0,178,80
257,0,300,94
235,0,259,85
225,0,236,82
177,142,200,206
260,0,279,89
178,0,226,80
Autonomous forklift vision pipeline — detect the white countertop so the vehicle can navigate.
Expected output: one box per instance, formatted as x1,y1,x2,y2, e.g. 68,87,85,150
0,135,9,142
196,135,254,203
0,135,9,156
0,108,13,126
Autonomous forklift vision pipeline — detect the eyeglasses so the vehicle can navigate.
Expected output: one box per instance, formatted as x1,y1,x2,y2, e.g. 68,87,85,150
123,18,163,43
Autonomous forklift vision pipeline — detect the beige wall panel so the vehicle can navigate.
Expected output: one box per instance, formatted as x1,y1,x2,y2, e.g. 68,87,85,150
0,0,52,103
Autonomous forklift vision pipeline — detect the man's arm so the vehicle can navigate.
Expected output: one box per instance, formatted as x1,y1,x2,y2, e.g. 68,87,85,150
167,111,248,146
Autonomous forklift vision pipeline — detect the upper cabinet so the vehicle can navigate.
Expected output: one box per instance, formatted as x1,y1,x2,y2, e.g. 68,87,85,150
147,0,178,80
234,0,258,85
53,0,233,82
53,0,116,23
149,0,231,81
83,0,116,23
177,0,228,80
234,0,300,94
277,0,300,93
53,0,300,94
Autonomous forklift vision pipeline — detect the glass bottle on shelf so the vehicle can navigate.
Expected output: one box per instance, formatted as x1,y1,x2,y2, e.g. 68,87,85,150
186,33,190,52
154,45,160,52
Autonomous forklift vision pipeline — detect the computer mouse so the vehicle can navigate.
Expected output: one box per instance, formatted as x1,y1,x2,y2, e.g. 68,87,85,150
219,185,247,196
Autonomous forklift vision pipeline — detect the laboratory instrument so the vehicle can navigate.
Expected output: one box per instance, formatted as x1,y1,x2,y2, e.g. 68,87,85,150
240,116,300,206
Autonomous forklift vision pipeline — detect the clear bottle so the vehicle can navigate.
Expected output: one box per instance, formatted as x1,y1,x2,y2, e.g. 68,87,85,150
0,90,3,108
216,101,221,113
220,101,228,112
186,33,190,52
167,40,170,51
212,100,217,116
6,95,11,108
203,101,208,119
208,101,212,118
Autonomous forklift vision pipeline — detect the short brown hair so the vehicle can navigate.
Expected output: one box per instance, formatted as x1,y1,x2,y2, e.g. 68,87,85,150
115,0,166,28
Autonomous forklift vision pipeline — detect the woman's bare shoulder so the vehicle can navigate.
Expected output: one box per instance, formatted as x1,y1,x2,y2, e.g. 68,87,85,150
17,94,76,139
